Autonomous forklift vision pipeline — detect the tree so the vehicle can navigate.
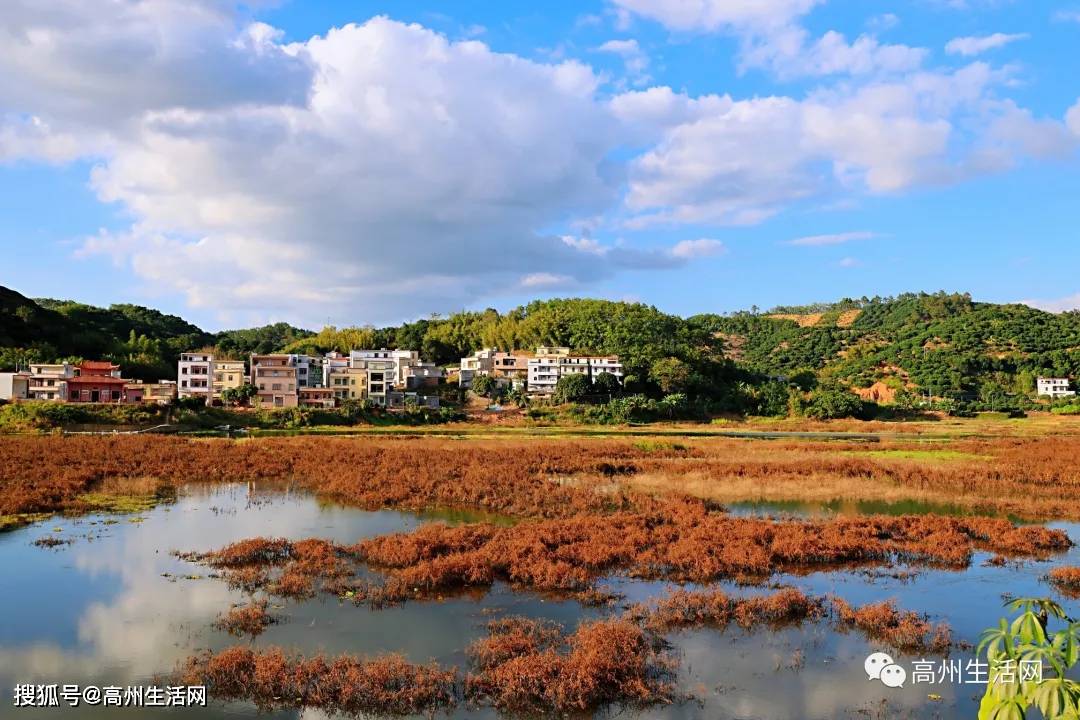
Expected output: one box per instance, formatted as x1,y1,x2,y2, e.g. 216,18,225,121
592,371,621,397
553,373,592,404
803,386,864,420
649,357,691,394
221,383,257,407
471,374,498,398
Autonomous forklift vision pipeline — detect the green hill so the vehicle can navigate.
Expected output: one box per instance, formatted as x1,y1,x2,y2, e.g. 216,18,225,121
691,291,1080,397
0,286,310,381
4,286,1079,402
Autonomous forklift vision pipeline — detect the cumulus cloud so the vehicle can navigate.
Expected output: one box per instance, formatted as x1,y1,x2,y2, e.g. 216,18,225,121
3,1,1078,324
670,238,725,258
615,62,1079,227
1022,293,1080,313
611,0,924,80
742,30,927,78
609,0,822,33
945,33,1029,56
786,231,878,246
596,38,650,83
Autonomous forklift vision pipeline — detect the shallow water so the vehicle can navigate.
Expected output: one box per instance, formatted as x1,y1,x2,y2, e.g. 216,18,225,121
0,485,1076,719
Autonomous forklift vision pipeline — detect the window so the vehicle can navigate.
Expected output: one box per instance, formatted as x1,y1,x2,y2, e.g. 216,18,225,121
272,383,281,391
111,391,121,401
181,367,188,374
181,380,188,388
70,390,80,400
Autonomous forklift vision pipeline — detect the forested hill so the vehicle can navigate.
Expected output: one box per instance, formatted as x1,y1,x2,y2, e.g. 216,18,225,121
0,286,311,381
4,285,1080,396
691,292,1080,395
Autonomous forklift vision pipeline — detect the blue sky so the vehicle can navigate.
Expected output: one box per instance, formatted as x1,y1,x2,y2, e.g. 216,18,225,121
1,0,1079,330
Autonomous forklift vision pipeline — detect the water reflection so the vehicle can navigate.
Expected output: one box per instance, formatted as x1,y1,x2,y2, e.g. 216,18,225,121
0,485,1075,719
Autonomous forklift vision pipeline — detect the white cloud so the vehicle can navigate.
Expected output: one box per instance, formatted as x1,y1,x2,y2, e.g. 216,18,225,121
786,231,878,247
1053,10,1080,23
837,256,861,268
610,0,822,33
1022,293,1080,313
742,30,928,78
4,8,720,325
670,238,725,258
596,38,651,84
615,62,1079,228
945,33,1029,57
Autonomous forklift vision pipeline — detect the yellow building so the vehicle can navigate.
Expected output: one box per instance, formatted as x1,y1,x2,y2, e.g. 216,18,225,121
213,360,246,399
328,367,367,402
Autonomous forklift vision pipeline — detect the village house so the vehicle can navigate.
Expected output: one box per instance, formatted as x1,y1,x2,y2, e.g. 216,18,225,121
327,366,367,402
132,380,177,405
1037,377,1076,398
458,349,529,389
212,360,246,398
404,362,444,389
250,354,299,407
527,347,623,395
291,354,323,388
347,351,399,406
178,352,213,402
320,351,351,387
27,363,76,401
299,387,336,408
0,371,31,401
67,361,128,404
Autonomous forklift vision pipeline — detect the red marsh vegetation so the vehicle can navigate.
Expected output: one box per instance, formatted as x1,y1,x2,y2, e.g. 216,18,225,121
187,505,1069,605
178,646,456,716
5,433,1080,521
214,600,277,638
1047,566,1080,599
831,598,952,654
465,616,675,713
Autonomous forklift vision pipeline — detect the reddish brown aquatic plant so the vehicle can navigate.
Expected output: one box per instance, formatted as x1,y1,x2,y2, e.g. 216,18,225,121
831,598,952,654
214,601,277,638
178,646,456,715
627,587,825,634
464,617,675,713
1047,565,1080,598
187,505,1070,607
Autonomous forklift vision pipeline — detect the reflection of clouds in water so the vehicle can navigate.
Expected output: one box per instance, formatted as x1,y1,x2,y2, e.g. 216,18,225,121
0,644,103,681
667,627,963,720
0,486,367,687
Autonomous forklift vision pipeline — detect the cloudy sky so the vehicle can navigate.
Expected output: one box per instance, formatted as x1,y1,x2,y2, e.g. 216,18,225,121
2,0,1079,330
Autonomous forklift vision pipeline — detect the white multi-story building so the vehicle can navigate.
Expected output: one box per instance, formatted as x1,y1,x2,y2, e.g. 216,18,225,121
178,353,214,401
526,347,624,395
348,352,400,406
0,372,31,401
1037,377,1075,398
27,363,77,401
321,351,351,387
290,354,323,388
